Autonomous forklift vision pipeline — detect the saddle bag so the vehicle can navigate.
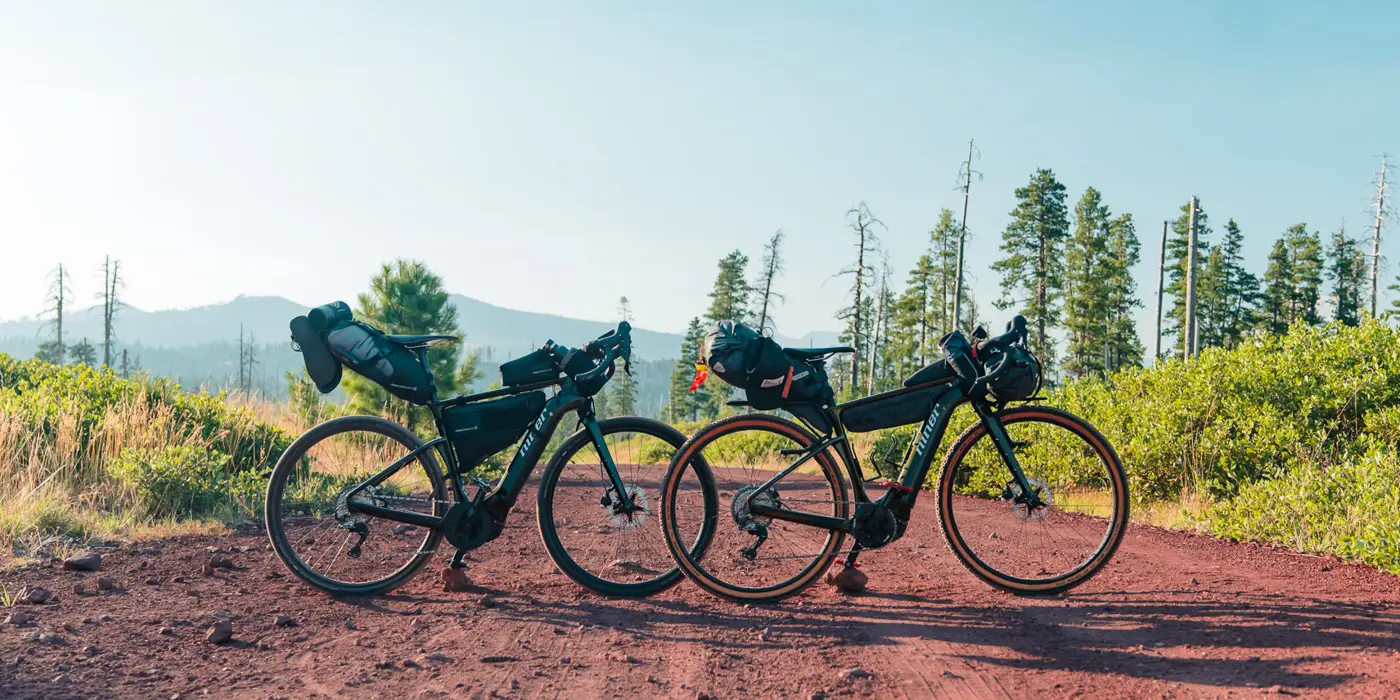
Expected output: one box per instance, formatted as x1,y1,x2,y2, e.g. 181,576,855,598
701,321,832,411
441,391,547,469
324,321,435,405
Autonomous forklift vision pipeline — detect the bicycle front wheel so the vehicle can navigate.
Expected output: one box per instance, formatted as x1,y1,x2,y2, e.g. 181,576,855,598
661,414,849,604
937,405,1129,596
536,416,709,597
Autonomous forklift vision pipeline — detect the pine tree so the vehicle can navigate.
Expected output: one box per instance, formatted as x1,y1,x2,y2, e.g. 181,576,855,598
1104,213,1144,370
1261,239,1294,334
1167,201,1211,354
992,169,1069,366
668,317,708,422
1287,224,1325,325
69,338,97,366
1195,247,1228,349
1327,225,1366,326
889,254,935,378
454,352,481,392
753,231,785,335
1214,219,1259,348
35,341,64,364
343,260,463,431
929,209,961,334
1062,187,1112,379
610,297,638,416
706,250,752,324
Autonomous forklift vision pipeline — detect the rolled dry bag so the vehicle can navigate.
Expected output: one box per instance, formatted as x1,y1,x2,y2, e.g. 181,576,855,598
308,301,354,333
290,315,342,393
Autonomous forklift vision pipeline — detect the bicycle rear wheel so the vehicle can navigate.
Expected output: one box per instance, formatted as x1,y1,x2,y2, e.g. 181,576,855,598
937,406,1129,596
661,414,848,603
265,415,447,597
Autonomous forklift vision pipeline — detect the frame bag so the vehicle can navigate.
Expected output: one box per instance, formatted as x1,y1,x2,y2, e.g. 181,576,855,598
324,321,435,405
441,391,547,469
840,385,949,433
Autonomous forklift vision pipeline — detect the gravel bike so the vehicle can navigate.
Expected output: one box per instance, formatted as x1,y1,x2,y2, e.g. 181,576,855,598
660,315,1129,603
267,317,709,597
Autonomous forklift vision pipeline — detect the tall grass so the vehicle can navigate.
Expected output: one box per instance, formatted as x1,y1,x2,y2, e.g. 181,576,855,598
0,355,296,561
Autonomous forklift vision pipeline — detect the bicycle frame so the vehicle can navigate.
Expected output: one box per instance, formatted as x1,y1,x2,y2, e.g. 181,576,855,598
745,377,1040,534
343,376,636,530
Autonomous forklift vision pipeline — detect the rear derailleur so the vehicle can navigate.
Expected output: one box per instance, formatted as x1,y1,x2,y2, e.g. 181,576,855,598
732,485,781,560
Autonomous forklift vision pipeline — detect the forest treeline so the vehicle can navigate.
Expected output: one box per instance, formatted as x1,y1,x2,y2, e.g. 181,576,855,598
667,166,1397,421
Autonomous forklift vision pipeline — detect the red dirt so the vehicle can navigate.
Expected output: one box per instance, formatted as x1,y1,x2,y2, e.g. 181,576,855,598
3,497,1399,699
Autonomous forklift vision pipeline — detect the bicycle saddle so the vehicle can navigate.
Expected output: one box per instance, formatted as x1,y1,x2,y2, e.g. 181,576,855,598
384,334,459,349
783,346,855,362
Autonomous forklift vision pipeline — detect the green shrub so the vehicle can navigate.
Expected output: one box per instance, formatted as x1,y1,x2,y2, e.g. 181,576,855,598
1203,451,1400,574
1050,320,1400,501
107,445,264,519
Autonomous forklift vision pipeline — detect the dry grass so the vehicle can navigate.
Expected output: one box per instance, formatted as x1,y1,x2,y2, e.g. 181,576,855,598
0,390,300,566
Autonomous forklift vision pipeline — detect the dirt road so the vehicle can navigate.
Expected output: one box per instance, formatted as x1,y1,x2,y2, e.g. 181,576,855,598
2,500,1398,699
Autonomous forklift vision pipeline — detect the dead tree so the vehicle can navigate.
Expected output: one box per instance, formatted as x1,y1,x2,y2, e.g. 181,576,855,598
42,263,73,365
1369,154,1393,317
100,256,123,368
952,139,982,332
838,203,883,391
754,230,786,335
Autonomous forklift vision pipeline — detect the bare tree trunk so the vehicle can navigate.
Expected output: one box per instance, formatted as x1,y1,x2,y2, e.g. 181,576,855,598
1184,197,1199,360
1154,221,1168,363
952,138,976,332
1371,154,1390,318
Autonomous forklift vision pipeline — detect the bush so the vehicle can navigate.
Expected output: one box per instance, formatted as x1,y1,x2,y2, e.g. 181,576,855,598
107,445,264,519
1203,451,1400,574
1051,320,1400,501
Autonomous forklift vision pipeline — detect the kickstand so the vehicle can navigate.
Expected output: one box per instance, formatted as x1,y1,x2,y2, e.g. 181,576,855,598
450,549,469,570
842,544,864,569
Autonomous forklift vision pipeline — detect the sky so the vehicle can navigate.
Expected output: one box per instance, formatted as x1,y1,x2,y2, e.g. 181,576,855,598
2,1,1397,348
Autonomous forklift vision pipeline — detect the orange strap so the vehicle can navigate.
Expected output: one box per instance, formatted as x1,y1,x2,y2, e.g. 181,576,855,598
779,366,794,398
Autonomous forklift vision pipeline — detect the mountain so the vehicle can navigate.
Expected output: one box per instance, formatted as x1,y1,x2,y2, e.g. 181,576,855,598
0,294,840,409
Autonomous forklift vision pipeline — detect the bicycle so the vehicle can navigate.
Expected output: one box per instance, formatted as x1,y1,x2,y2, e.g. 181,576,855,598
659,315,1129,603
267,307,713,598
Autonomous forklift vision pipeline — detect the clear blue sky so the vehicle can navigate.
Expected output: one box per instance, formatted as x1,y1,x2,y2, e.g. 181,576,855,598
2,1,1396,349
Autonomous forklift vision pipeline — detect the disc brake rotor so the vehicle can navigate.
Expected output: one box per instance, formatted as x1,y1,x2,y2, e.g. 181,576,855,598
1009,477,1053,521
605,485,650,531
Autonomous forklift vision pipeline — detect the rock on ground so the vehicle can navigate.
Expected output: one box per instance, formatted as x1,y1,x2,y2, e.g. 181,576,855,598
62,551,102,572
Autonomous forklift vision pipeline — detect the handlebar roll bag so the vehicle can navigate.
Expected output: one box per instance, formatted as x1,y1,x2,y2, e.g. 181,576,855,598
290,315,342,394
324,320,435,404
500,347,562,386
443,391,547,470
983,344,1043,403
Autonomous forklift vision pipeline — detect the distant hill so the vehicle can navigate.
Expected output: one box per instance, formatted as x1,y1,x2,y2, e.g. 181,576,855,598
0,294,840,409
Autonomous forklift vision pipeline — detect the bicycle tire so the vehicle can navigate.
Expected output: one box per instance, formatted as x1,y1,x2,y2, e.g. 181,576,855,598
936,405,1129,596
660,414,849,604
265,415,447,597
536,416,707,597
